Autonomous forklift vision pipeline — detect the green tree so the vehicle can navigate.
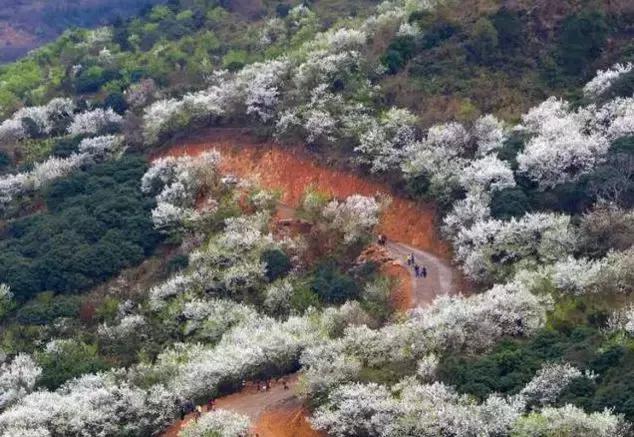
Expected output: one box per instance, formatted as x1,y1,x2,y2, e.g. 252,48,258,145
557,11,607,77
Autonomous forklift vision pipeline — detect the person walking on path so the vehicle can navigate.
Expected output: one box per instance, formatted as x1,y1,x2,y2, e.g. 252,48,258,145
422,266,427,278
178,400,187,420
407,253,415,266
414,264,420,277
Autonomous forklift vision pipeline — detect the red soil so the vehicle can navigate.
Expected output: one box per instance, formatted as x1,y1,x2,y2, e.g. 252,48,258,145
357,244,414,312
383,262,414,312
255,406,325,437
156,129,451,260
156,128,454,437
161,375,321,437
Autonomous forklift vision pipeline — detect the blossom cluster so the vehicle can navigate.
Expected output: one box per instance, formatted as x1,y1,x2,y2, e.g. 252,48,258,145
301,281,551,399
0,98,75,143
0,135,123,209
141,151,222,232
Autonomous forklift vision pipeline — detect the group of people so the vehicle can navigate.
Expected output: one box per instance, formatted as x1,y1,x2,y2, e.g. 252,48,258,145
178,398,216,421
250,377,290,392
407,253,427,278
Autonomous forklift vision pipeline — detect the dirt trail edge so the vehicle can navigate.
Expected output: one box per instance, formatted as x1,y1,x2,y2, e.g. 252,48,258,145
386,241,453,306
158,128,461,436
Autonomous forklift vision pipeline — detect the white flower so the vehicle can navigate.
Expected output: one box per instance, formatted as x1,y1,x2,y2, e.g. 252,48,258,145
474,114,506,156
520,363,583,406
179,409,249,437
459,155,515,194
584,62,634,99
0,354,41,411
67,108,123,136
517,97,610,188
322,195,381,244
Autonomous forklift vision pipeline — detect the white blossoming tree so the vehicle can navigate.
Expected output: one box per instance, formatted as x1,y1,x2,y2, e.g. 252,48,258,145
353,107,417,173
0,284,14,320
517,97,609,188
178,409,249,437
141,151,222,232
67,108,123,136
512,405,626,437
321,194,381,245
453,212,577,282
584,63,634,100
519,362,584,407
0,354,41,411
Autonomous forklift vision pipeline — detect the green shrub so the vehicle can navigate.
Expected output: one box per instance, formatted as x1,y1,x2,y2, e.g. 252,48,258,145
261,249,292,281
0,150,11,171
37,340,108,389
15,293,82,325
310,260,360,304
0,156,162,299
95,296,121,322
467,18,498,64
405,174,430,198
222,50,248,72
167,254,190,274
290,282,320,313
104,91,129,114
557,11,608,77
52,135,84,158
420,19,458,49
382,35,416,74
490,188,530,219
490,8,524,53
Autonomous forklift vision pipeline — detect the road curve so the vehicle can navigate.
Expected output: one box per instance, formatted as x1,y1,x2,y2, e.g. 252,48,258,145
385,241,454,307
158,130,461,436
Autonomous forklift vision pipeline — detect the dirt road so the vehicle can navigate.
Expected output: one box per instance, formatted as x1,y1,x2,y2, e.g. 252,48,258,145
386,241,454,306
158,128,460,436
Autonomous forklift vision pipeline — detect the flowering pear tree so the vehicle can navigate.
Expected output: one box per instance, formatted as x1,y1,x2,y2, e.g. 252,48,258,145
519,363,584,407
517,97,609,188
584,63,634,100
67,108,123,136
0,354,41,411
322,195,381,244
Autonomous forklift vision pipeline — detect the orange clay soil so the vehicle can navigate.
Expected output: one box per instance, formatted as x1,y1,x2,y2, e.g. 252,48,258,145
156,128,454,437
254,405,325,437
383,262,414,312
161,375,322,437
156,128,452,260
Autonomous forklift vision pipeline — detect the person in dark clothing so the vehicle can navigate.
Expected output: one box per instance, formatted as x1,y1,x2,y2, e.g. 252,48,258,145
180,399,195,420
422,266,427,278
185,400,195,413
414,264,420,277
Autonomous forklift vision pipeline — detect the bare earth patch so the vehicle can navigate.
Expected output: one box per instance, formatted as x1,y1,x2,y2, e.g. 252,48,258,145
157,128,464,436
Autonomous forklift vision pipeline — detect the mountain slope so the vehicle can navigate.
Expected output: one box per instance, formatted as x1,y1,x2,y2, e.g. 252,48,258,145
0,0,166,63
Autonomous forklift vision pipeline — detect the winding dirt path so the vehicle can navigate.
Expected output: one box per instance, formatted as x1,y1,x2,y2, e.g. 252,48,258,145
387,241,454,306
157,128,461,436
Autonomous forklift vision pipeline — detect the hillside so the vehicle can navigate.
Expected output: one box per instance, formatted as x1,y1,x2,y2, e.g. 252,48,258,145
0,0,166,63
0,0,633,436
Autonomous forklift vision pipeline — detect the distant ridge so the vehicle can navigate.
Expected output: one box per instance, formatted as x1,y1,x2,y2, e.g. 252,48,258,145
0,0,166,63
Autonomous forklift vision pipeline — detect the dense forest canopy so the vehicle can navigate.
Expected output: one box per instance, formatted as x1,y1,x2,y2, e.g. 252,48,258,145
0,0,633,436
